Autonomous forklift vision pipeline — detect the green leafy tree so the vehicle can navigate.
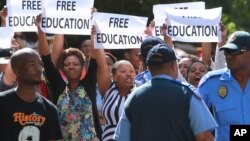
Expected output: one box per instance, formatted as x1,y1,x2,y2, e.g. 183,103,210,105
0,1,3,9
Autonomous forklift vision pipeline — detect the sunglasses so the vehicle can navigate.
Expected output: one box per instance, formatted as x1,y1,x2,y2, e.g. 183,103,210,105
223,49,249,56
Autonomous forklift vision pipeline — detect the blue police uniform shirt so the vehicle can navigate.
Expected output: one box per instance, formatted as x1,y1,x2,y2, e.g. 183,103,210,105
198,68,250,141
135,69,186,87
114,74,217,141
134,70,151,87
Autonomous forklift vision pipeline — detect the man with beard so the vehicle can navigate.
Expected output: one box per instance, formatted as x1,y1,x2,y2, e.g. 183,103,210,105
0,48,63,141
198,31,250,141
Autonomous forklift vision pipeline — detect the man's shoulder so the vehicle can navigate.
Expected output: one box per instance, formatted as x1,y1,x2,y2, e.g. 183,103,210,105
174,81,202,100
37,95,58,111
199,68,227,87
139,78,201,99
206,68,226,78
152,77,202,100
0,89,16,110
0,88,16,99
152,77,192,90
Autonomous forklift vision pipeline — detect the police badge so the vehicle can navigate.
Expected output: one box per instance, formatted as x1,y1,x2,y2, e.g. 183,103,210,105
218,85,228,98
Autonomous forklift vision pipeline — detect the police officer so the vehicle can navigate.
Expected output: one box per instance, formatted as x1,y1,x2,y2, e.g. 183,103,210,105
198,31,250,141
134,36,165,86
134,36,186,87
114,44,217,141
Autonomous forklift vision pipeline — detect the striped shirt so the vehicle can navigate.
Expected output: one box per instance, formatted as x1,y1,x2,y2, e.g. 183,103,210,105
101,82,128,141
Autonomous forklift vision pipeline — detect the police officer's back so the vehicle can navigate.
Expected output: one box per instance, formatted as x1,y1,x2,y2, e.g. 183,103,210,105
114,44,217,141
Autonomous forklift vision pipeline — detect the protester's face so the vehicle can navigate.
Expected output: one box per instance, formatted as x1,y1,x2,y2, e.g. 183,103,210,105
81,40,91,59
224,49,250,71
113,63,135,90
187,62,208,87
63,55,83,81
18,54,43,85
14,32,25,48
178,58,192,78
125,49,140,70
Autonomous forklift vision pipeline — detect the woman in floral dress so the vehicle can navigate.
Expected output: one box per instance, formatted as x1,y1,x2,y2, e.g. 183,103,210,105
37,19,102,140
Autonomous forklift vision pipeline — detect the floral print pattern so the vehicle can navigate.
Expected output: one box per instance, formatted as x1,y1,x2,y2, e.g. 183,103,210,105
57,85,97,141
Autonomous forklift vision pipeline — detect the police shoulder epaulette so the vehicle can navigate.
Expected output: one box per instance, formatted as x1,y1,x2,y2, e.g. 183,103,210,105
187,83,202,100
170,80,201,99
182,81,202,99
199,68,226,87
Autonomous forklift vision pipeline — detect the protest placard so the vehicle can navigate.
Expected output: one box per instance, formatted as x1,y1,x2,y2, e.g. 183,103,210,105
7,0,42,32
165,7,222,42
41,0,93,35
93,12,148,49
153,2,205,38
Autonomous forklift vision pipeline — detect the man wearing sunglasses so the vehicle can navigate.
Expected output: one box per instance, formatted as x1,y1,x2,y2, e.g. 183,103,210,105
198,31,250,141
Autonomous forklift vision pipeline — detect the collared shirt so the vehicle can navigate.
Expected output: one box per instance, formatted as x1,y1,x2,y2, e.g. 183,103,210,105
114,74,217,141
198,68,250,141
134,70,152,87
134,69,186,87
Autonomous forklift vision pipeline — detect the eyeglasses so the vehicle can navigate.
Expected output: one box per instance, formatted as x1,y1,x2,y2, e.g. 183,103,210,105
223,49,249,56
14,34,23,39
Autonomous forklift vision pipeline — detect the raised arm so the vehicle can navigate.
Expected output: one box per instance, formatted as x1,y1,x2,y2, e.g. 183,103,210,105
161,23,174,48
36,14,50,56
201,42,212,69
51,34,64,67
217,23,227,48
144,20,155,36
89,7,97,60
36,14,66,103
144,20,174,48
36,15,64,67
202,22,228,70
0,6,7,27
92,26,112,96
214,23,227,70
